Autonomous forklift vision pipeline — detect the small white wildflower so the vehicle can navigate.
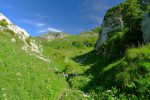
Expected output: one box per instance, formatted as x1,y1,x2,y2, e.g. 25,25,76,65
106,90,112,93
11,38,16,43
16,72,22,76
82,94,89,98
3,93,6,97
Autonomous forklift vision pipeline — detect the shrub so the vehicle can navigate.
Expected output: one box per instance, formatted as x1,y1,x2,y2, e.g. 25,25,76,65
4,29,16,35
26,37,32,45
0,19,8,27
115,72,130,88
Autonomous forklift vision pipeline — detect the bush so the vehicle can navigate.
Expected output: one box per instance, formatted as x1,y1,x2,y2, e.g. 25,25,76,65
89,87,137,100
115,72,130,88
0,19,8,27
26,37,32,45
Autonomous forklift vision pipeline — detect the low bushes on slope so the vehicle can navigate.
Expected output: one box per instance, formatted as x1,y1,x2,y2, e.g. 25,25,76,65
96,44,150,98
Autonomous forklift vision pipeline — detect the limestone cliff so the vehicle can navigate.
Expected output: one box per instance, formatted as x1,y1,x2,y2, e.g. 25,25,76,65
95,15,124,51
0,13,42,53
95,0,150,59
141,12,150,43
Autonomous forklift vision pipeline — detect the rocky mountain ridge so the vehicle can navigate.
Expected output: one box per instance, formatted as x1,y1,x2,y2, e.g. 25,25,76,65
41,32,69,41
0,13,29,41
0,13,42,54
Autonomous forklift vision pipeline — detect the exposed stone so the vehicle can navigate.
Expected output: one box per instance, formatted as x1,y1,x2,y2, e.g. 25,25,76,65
0,13,29,41
41,32,68,41
95,15,124,51
141,12,150,43
0,13,42,54
141,0,150,5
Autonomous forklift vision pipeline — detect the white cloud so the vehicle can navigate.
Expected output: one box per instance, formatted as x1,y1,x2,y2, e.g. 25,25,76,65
36,23,46,27
21,19,46,27
38,27,62,33
22,19,32,24
21,19,62,33
88,15,103,23
34,13,50,19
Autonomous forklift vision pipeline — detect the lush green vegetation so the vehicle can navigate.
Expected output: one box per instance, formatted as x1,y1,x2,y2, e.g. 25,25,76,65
36,26,150,99
86,44,150,99
1,0,150,99
83,0,150,99
0,32,68,100
35,30,100,99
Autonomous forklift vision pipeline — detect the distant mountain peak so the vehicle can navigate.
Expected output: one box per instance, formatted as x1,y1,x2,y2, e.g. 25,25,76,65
41,32,69,41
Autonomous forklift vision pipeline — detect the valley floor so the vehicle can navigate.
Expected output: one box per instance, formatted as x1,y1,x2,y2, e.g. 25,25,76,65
1,32,150,100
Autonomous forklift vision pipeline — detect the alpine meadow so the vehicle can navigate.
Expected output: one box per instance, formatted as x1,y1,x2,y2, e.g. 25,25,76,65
0,0,150,99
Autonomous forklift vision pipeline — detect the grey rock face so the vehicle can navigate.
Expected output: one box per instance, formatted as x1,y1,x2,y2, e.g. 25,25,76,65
0,13,42,53
42,32,68,41
95,15,124,51
141,13,150,43
0,13,30,41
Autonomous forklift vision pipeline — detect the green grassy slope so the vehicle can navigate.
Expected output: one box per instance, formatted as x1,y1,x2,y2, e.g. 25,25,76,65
35,31,99,99
35,25,150,99
0,32,67,100
1,2,150,98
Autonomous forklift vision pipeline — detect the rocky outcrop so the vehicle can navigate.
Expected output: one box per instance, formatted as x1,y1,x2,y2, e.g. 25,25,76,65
95,15,124,51
141,12,150,43
141,0,150,5
41,32,68,41
0,13,42,53
0,13,29,41
94,0,150,54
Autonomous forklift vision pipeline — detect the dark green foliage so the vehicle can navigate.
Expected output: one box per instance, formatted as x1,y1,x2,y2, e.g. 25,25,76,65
95,44,150,98
81,1,150,99
98,28,129,61
97,0,149,61
3,29,16,35
0,19,8,27
25,37,32,45
89,87,138,100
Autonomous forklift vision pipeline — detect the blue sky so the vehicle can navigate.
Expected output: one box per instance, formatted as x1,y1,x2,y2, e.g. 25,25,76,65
0,0,124,36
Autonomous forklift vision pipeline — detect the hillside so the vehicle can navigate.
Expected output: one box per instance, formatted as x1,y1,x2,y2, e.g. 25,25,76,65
0,13,69,100
1,0,150,99
0,31,68,100
0,14,99,99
